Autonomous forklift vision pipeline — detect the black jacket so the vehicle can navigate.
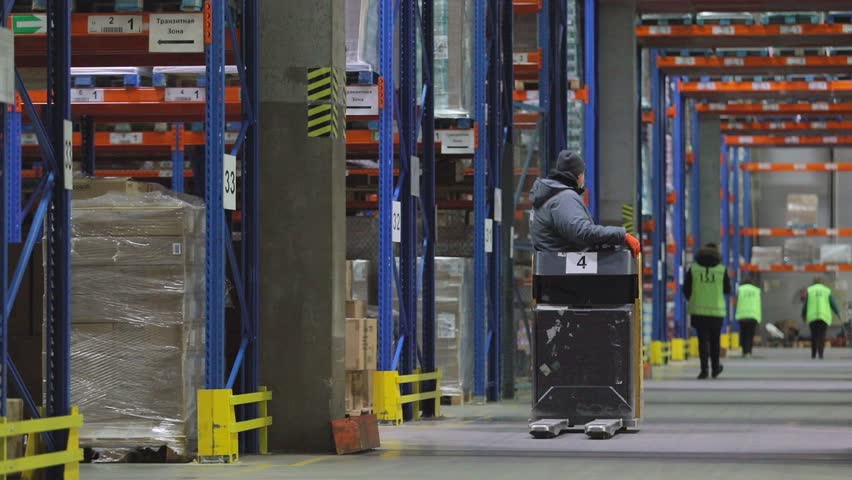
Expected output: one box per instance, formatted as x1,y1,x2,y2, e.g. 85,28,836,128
683,246,732,300
529,177,626,252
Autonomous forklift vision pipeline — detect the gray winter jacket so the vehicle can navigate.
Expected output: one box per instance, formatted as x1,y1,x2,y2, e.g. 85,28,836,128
530,178,626,252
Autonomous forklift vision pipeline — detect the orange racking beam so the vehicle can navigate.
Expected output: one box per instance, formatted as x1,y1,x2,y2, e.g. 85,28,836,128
24,87,242,121
636,23,852,49
21,130,235,153
697,102,852,116
741,161,852,171
680,80,852,100
513,0,542,14
741,264,852,273
13,13,236,68
657,55,852,75
741,228,852,237
513,50,542,79
722,120,852,134
725,135,852,146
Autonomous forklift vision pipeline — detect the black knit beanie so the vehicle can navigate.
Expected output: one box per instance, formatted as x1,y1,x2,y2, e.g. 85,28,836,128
555,150,585,178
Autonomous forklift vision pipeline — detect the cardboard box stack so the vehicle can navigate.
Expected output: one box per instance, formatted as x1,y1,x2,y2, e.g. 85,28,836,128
345,260,376,416
435,257,475,399
69,188,205,457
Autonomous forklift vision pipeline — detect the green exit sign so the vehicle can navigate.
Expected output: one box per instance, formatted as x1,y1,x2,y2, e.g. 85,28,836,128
13,14,47,35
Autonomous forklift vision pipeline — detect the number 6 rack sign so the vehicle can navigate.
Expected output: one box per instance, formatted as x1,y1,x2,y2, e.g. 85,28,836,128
564,252,598,274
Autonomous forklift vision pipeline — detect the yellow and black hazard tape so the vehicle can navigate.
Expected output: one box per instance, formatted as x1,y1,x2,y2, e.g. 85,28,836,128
621,204,635,235
307,66,341,102
306,66,344,138
307,103,340,138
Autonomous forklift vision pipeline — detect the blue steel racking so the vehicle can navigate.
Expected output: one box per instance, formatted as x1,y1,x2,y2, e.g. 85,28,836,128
583,0,598,221
0,0,72,474
0,1,264,464
375,0,441,418
650,50,667,344
672,82,686,339
473,0,487,398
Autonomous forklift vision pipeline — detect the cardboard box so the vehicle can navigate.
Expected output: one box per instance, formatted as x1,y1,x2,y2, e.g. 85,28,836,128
346,300,367,319
345,318,377,371
345,370,373,415
72,177,164,201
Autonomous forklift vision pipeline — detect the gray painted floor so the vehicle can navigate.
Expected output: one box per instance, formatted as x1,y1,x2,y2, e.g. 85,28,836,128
83,348,852,479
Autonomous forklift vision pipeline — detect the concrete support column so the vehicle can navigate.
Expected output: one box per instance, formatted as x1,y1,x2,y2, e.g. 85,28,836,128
699,116,721,245
259,0,347,452
598,0,637,228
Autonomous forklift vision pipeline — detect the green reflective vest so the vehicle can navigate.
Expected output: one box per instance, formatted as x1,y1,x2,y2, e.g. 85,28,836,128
688,264,727,318
806,284,834,326
735,284,762,323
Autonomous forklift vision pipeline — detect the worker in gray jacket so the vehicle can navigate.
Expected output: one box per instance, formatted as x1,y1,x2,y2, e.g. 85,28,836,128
530,150,641,255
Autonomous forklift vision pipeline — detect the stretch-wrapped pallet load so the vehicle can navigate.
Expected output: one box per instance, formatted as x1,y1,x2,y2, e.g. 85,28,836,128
786,194,819,228
784,238,815,265
752,246,783,266
435,257,475,398
820,244,852,265
69,190,205,459
345,259,371,303
434,0,473,117
345,0,379,72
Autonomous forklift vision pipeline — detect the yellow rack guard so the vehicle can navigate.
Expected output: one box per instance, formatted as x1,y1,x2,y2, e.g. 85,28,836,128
197,386,272,463
374,370,442,425
0,406,84,480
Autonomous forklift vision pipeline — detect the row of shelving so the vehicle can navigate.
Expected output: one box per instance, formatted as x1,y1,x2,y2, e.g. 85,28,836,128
637,23,852,49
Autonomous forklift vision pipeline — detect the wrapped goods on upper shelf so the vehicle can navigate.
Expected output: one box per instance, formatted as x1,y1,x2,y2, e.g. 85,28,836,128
786,194,819,229
695,12,756,26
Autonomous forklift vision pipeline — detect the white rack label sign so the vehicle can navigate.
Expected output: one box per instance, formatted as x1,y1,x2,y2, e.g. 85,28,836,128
565,252,598,274
513,52,530,64
223,154,237,211
21,132,37,145
71,88,104,102
88,15,143,34
165,87,205,102
224,131,238,143
0,28,13,105
494,188,502,223
149,13,203,53
63,119,73,191
485,219,493,253
435,35,449,60
410,156,420,197
439,130,475,155
392,201,402,243
109,132,143,145
711,26,735,35
345,86,379,116
648,26,671,35
780,25,803,35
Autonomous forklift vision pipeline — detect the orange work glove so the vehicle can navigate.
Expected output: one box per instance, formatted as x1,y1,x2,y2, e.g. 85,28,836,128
625,233,641,257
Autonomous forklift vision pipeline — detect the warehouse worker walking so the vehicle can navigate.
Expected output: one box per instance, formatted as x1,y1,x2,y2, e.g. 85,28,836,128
735,278,762,358
802,278,840,359
530,150,641,255
683,243,731,379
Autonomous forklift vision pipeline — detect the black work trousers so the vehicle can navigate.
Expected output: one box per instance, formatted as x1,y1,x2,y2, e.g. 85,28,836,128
809,320,828,359
738,319,758,355
692,315,723,374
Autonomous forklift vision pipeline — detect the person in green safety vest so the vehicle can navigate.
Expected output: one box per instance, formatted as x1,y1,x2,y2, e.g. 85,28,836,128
735,278,762,358
683,243,731,379
801,277,840,359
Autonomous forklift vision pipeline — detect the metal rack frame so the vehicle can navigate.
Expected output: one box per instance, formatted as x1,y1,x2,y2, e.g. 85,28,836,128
0,2,264,468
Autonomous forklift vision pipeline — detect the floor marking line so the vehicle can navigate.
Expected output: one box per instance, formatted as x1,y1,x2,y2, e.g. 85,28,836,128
287,456,331,467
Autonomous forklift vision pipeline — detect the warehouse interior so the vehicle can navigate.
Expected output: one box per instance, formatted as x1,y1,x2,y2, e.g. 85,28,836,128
1,0,851,479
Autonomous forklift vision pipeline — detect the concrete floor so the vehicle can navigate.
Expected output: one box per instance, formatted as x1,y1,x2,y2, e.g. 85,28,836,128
84,347,852,479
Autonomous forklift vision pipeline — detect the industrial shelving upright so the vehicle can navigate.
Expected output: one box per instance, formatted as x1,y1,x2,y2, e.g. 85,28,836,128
1,1,73,471
1,1,264,466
